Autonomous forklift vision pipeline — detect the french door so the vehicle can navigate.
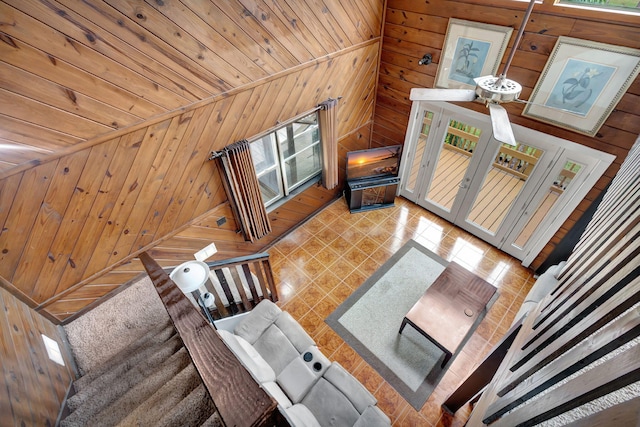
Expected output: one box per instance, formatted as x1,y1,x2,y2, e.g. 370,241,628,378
399,102,614,265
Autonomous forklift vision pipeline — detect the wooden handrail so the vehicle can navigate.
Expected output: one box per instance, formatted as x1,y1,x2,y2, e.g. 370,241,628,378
139,252,286,427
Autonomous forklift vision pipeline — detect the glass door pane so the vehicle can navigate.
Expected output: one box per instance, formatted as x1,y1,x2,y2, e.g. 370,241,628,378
464,142,545,234
423,118,483,213
405,110,434,193
512,160,584,249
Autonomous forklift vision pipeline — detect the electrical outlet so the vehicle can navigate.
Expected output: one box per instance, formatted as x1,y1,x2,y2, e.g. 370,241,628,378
41,334,65,366
194,242,218,261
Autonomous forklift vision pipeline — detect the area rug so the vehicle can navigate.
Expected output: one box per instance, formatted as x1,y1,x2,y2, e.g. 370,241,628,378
326,239,489,410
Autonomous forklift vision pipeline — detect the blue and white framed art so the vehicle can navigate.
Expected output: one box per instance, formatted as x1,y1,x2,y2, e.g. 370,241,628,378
523,37,640,136
435,19,513,89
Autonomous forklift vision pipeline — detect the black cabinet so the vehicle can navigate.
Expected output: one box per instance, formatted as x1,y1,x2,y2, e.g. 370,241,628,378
345,176,400,213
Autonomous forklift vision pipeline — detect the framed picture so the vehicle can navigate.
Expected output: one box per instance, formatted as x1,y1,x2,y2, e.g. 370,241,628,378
522,37,640,136
435,19,513,89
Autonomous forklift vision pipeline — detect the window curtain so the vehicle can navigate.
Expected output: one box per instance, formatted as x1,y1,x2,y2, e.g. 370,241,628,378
215,140,271,242
318,98,339,190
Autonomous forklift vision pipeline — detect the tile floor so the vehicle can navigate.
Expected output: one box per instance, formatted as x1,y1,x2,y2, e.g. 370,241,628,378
267,196,535,426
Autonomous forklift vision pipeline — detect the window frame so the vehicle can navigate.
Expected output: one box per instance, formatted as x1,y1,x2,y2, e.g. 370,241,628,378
249,112,322,208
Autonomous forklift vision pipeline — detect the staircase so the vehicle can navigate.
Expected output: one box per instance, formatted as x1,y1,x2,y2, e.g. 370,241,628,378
60,320,222,427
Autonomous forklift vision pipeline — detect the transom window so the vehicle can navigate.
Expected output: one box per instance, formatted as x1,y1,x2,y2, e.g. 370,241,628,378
556,0,640,13
250,113,322,207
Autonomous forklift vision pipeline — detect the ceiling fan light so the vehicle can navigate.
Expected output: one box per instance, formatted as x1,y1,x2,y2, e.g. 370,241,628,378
475,76,522,103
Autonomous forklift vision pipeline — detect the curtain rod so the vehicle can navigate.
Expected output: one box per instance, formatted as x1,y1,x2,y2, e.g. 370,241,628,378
208,97,341,161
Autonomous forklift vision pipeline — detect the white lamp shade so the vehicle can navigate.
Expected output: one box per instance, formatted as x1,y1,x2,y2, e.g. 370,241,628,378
169,260,210,293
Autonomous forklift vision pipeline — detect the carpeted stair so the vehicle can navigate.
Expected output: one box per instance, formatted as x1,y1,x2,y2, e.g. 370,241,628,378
60,320,222,427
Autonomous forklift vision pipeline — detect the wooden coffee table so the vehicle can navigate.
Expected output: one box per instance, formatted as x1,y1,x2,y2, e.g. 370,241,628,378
399,262,496,368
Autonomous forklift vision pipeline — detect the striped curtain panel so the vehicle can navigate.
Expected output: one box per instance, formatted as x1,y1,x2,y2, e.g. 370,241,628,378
217,140,271,242
318,98,339,190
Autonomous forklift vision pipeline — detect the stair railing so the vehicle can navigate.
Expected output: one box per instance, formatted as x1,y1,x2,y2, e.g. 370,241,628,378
140,252,288,427
201,252,279,319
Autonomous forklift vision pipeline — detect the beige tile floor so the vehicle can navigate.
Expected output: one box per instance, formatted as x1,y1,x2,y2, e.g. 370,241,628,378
267,196,535,426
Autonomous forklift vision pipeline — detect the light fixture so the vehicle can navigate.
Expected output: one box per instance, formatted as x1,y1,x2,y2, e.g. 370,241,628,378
169,260,210,293
170,260,217,326
418,53,432,66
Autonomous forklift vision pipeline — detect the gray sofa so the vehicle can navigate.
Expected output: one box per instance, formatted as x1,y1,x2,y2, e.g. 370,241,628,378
512,261,566,325
216,300,391,427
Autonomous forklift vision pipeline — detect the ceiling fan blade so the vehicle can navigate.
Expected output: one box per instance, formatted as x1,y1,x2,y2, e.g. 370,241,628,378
488,103,517,147
410,88,477,102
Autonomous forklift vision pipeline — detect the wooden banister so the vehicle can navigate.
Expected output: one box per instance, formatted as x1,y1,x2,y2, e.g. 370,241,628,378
139,252,286,427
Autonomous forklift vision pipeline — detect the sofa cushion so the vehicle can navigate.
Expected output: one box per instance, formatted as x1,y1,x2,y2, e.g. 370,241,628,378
217,330,276,383
302,377,361,427
353,406,391,427
323,362,376,414
234,299,282,344
285,404,321,427
262,381,293,409
275,312,315,352
277,356,319,403
253,324,300,375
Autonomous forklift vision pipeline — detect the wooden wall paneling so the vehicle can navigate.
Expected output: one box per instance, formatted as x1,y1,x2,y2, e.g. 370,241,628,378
239,0,321,60
7,0,204,102
385,7,449,33
53,129,148,296
214,1,300,68
28,139,121,302
165,105,234,230
0,162,57,288
0,89,114,140
0,144,61,174
12,150,90,293
323,0,363,45
0,34,162,121
0,172,21,232
0,287,74,426
0,287,33,426
172,0,296,73
104,116,188,266
104,0,250,87
129,110,196,250
285,0,348,50
60,283,120,300
54,0,226,96
16,301,63,422
147,0,276,77
1,2,186,110
0,62,139,131
79,120,172,280
339,0,377,40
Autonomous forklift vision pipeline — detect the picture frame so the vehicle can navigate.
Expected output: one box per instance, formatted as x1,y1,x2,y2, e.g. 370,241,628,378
435,19,513,90
522,36,640,136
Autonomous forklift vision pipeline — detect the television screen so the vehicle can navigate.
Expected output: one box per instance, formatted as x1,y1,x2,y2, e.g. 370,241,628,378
346,145,402,181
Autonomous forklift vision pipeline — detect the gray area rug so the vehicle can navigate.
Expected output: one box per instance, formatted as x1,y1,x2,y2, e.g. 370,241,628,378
327,239,480,410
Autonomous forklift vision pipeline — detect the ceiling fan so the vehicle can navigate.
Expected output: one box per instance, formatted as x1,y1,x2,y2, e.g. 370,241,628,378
410,0,538,147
